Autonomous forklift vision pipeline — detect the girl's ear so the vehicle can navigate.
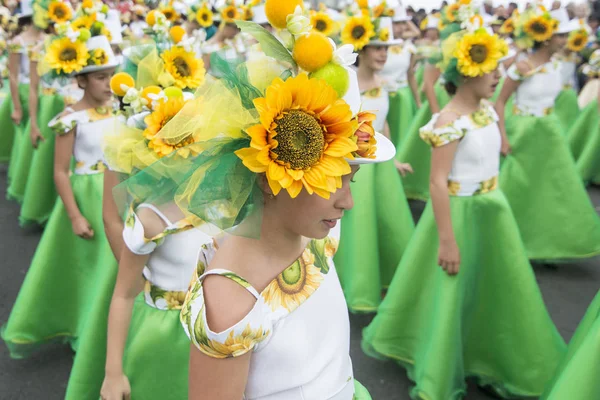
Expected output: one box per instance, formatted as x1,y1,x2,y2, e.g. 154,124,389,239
76,74,87,90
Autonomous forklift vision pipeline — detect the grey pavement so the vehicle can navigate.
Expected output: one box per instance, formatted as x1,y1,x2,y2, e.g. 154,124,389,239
1,163,600,400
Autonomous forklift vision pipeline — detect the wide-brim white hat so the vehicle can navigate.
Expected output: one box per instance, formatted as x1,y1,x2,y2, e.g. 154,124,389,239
551,8,572,34
106,10,124,44
342,67,396,165
17,0,33,18
77,35,120,74
392,6,411,22
425,15,440,30
368,17,404,46
252,4,268,25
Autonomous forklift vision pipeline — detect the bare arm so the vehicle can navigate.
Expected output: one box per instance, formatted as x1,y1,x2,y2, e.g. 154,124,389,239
423,64,441,113
494,62,526,156
407,53,421,108
103,171,124,261
403,21,421,40
54,129,94,239
8,50,22,124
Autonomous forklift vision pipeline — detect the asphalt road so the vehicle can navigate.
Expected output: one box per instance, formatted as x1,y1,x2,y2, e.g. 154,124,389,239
1,163,600,400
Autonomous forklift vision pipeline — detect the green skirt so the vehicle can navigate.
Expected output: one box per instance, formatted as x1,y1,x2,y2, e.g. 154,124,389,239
19,94,65,226
1,173,118,358
362,189,566,400
6,84,33,203
334,161,415,313
568,100,600,184
555,88,580,133
6,83,30,183
500,113,600,261
541,291,600,400
0,79,16,163
387,86,418,149
396,83,450,201
66,294,190,400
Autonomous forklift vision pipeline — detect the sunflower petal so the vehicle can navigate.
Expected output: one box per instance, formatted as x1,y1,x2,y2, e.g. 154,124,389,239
247,124,268,149
286,180,303,198
235,148,268,172
324,137,358,157
267,161,286,181
318,155,352,176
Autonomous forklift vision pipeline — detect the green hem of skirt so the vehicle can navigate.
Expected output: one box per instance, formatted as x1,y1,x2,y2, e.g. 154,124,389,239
1,325,77,359
18,212,51,228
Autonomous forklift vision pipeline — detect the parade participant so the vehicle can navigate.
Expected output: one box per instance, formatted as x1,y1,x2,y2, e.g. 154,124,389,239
568,49,600,184
363,22,566,399
555,14,588,130
17,1,84,226
0,5,17,163
115,2,387,397
382,5,422,147
5,0,44,201
336,10,414,313
540,290,600,399
1,34,119,358
495,6,600,262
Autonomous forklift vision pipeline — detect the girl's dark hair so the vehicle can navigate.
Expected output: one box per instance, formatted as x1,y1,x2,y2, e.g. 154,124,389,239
444,80,457,95
533,41,544,50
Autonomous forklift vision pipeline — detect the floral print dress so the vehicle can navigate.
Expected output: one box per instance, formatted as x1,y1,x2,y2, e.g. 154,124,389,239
181,235,371,399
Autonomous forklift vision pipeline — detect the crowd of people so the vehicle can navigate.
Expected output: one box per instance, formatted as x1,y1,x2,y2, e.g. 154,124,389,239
0,0,599,399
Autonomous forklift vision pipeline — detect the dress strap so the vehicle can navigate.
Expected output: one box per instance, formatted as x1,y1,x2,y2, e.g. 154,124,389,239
200,269,261,300
137,203,173,226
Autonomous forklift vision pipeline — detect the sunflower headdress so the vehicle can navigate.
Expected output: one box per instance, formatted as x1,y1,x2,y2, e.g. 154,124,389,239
512,5,558,50
439,0,479,39
582,49,600,78
438,16,509,86
111,0,396,237
567,20,589,52
194,2,215,28
33,0,73,29
310,3,339,37
341,1,402,50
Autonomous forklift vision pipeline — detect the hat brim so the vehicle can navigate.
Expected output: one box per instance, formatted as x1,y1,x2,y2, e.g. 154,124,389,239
556,23,574,34
76,61,120,75
367,38,404,46
347,133,396,165
392,16,412,22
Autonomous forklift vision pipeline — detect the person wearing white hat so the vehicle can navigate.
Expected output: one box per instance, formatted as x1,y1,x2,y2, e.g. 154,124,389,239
1,32,120,360
338,11,415,313
495,5,600,262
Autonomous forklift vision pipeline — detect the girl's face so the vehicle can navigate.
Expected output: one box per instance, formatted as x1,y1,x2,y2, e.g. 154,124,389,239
221,23,240,39
266,166,359,239
549,33,568,53
392,21,406,38
77,67,116,103
463,68,501,100
424,28,439,41
360,45,389,71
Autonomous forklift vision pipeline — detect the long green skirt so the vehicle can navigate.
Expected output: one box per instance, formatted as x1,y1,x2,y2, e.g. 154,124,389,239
555,88,580,133
387,86,418,149
6,84,33,202
334,161,415,313
0,79,16,163
6,83,30,183
1,173,118,358
19,94,65,226
541,291,600,400
362,189,566,400
500,113,600,261
568,100,600,184
396,83,450,201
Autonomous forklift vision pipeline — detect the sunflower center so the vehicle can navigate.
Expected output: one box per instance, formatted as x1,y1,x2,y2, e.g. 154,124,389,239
352,25,366,39
59,47,77,62
227,9,235,18
573,38,582,46
277,260,307,294
54,7,65,18
469,44,488,64
316,20,327,31
272,110,325,170
164,10,173,19
173,57,191,77
531,21,547,34
201,12,209,21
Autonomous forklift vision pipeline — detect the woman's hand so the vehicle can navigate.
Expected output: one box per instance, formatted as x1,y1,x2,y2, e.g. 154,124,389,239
395,160,414,177
30,125,44,148
100,373,131,400
11,107,22,125
438,239,460,275
501,135,512,156
71,215,94,239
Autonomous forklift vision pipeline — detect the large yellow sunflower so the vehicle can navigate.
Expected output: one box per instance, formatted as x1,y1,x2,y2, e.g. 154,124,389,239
220,5,239,23
48,1,72,24
196,6,213,28
455,31,505,77
45,37,89,74
524,15,554,43
341,16,375,51
160,6,178,22
262,248,324,312
143,97,185,139
500,17,514,34
71,15,95,30
311,11,335,36
235,74,358,199
199,323,270,359
567,31,588,52
161,47,206,89
445,3,460,23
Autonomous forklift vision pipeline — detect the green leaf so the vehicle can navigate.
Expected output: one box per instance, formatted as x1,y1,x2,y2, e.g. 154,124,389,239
279,69,293,81
235,20,297,69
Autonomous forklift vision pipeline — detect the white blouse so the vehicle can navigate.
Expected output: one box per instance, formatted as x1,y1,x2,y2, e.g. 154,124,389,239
380,41,416,88
507,60,563,117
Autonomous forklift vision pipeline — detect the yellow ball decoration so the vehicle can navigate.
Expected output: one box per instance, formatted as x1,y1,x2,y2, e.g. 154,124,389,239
110,72,135,97
169,25,186,43
140,85,162,107
146,10,158,26
292,32,333,72
265,0,303,29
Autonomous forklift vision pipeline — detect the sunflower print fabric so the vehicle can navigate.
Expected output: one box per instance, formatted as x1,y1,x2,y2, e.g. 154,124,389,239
181,236,339,359
420,102,499,148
